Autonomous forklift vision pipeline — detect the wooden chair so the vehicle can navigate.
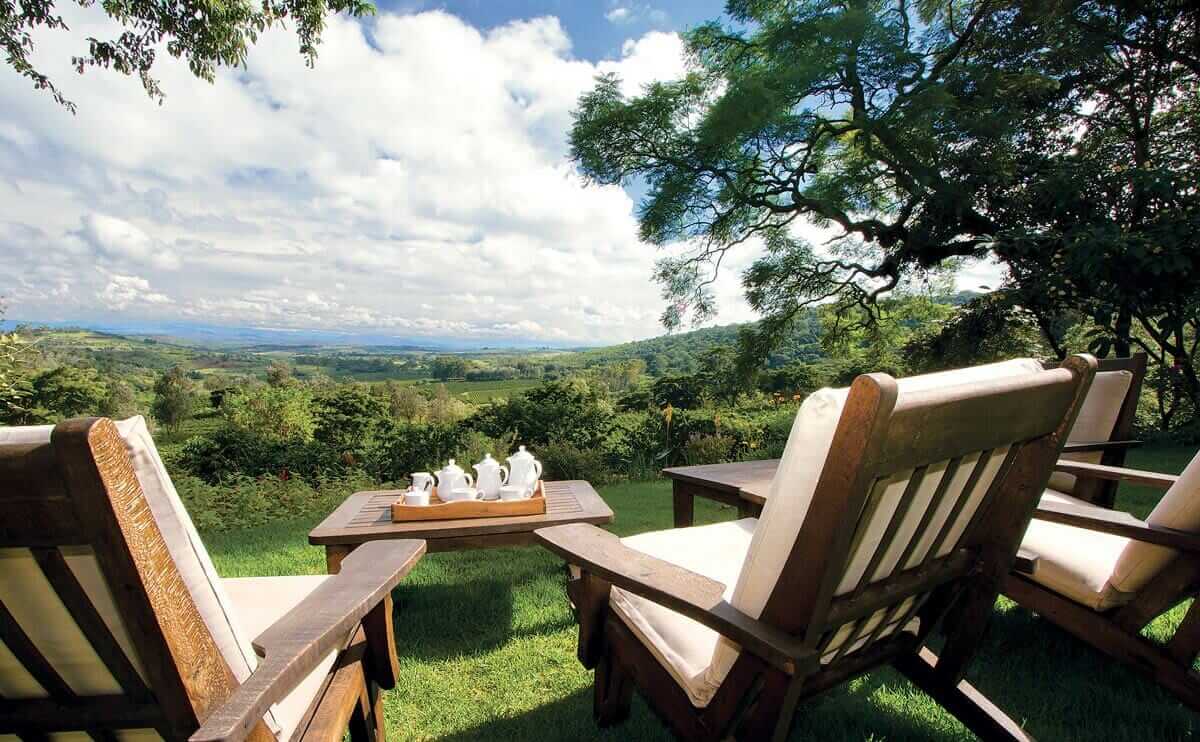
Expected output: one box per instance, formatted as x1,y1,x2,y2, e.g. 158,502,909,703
1048,353,1147,508
1005,452,1200,712
537,356,1096,741
0,417,425,742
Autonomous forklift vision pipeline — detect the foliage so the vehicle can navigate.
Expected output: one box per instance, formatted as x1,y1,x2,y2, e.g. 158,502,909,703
538,441,613,485
904,292,1050,373
682,433,735,466
98,380,140,419
569,0,1200,409
223,384,315,444
2,0,373,111
312,385,387,458
0,315,36,422
265,360,293,387
175,470,376,531
469,378,615,449
152,365,195,430
430,355,468,380
28,365,108,420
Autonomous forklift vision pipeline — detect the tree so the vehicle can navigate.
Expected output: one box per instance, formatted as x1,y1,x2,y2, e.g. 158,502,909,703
266,360,293,387
3,0,373,111
224,385,315,443
569,1,1200,399
28,365,108,420
429,355,467,381
98,379,139,419
0,308,37,423
152,366,194,430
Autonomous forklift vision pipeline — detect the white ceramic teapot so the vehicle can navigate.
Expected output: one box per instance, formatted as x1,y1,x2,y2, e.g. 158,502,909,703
472,453,509,500
434,459,475,501
505,446,543,493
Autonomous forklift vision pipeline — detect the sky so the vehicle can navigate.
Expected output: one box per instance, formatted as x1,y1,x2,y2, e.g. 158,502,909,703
0,0,1002,346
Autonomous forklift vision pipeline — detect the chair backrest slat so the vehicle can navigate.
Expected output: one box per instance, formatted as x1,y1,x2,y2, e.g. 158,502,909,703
762,360,1093,669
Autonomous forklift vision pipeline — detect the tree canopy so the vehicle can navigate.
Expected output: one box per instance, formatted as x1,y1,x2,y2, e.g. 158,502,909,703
2,0,372,110
570,0,1200,396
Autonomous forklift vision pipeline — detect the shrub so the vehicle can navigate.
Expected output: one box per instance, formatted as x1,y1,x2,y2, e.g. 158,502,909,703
470,378,614,449
223,384,315,444
538,441,612,484
175,470,377,532
682,433,735,465
367,422,468,482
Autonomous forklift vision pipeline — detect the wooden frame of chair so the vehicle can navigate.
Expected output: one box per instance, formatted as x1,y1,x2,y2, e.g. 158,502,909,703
0,417,425,742
537,356,1096,741
1055,353,1147,508
1002,458,1200,712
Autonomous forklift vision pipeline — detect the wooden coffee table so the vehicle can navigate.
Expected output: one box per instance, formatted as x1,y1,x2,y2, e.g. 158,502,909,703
661,460,778,527
309,480,613,573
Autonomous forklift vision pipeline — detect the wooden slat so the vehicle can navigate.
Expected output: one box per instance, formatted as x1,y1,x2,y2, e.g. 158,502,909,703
30,548,152,702
923,451,994,560
0,696,161,731
823,549,974,629
0,598,75,699
1035,500,1200,552
1052,460,1178,490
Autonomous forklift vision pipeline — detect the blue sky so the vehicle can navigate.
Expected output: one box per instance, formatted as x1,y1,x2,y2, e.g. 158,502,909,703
0,1,1001,346
386,1,728,60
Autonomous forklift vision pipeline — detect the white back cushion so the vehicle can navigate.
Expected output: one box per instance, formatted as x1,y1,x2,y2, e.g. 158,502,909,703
1110,451,1200,595
0,419,276,732
1046,370,1133,493
704,358,1044,685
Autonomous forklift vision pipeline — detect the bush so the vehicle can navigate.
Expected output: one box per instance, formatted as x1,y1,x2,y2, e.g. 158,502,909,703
175,470,378,532
469,378,614,449
538,441,613,484
682,433,735,465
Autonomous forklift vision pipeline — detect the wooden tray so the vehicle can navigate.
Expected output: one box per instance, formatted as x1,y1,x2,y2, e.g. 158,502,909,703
391,480,546,522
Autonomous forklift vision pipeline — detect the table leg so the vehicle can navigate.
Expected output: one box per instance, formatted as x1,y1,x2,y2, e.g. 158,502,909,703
672,481,694,528
326,544,355,574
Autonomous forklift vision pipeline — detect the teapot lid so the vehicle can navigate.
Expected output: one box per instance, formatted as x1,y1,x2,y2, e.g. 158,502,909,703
507,445,535,461
474,453,500,469
439,458,464,473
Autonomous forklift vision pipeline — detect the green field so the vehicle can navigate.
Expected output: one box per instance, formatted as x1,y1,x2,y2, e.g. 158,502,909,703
201,445,1198,741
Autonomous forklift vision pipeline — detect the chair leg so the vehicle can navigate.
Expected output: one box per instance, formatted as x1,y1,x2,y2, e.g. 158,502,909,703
593,652,633,727
895,648,1032,742
349,681,386,742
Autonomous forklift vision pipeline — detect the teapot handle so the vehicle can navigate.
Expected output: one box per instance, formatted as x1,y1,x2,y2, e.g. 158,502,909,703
465,473,475,488
500,464,509,484
533,460,543,482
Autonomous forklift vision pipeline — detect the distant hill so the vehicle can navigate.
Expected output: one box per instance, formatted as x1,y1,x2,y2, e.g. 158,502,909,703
577,313,824,375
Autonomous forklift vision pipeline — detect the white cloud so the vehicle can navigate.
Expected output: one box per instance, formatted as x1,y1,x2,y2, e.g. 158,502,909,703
100,274,173,310
606,7,632,23
0,8,751,344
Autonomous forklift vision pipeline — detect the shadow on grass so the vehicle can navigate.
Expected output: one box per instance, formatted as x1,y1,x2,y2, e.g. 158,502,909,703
393,578,517,661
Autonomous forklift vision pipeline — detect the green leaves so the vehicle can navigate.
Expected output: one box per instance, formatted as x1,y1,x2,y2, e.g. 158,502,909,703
4,0,374,108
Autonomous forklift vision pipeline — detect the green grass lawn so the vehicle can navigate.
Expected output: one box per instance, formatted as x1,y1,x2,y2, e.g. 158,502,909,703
203,448,1200,741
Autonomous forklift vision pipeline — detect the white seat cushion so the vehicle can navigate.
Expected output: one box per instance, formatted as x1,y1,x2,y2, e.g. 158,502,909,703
1046,370,1133,493
223,576,335,739
608,519,757,708
1020,490,1133,610
0,418,280,732
1111,450,1200,595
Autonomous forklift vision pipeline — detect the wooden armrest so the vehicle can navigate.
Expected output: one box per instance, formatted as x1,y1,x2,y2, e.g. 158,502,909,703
191,540,426,742
1013,549,1038,576
535,524,816,675
1060,439,1141,454
1034,502,1200,553
1052,460,1178,490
